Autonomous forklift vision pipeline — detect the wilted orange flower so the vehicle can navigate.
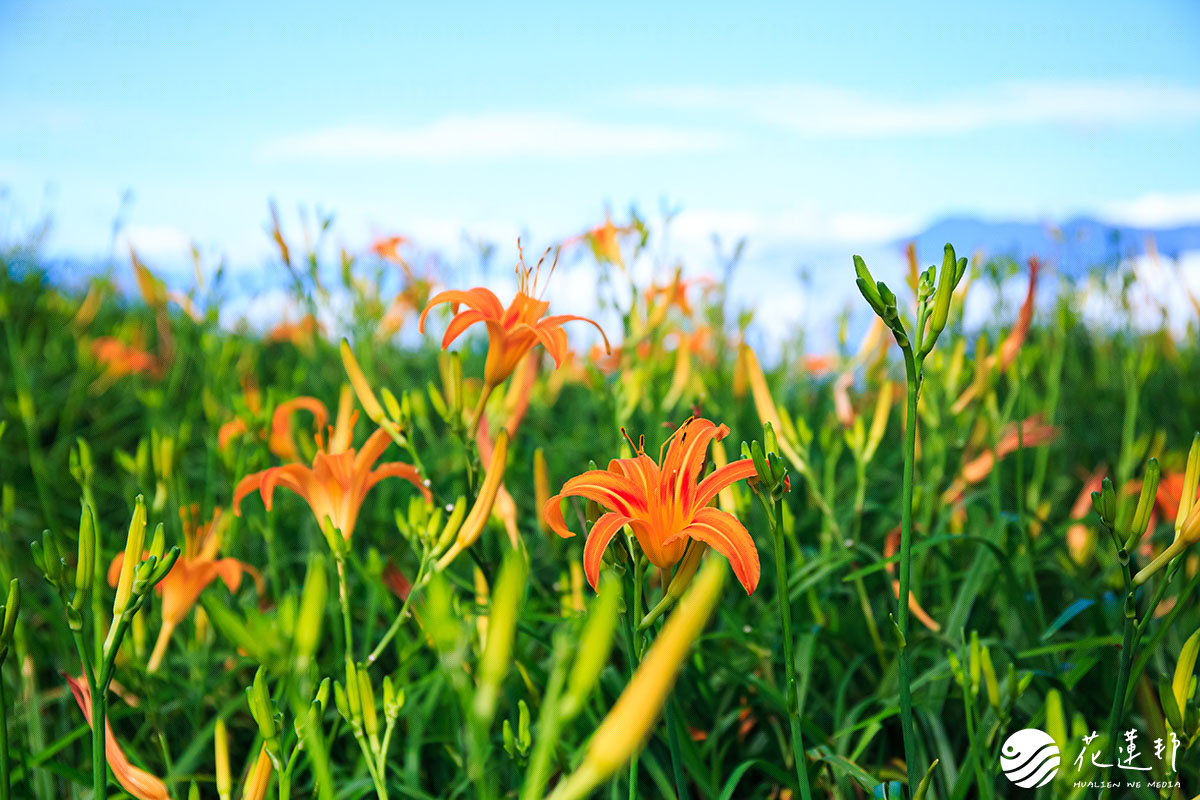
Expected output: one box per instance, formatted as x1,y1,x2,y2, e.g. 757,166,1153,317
108,506,262,671
234,389,431,539
65,673,169,800
544,417,761,594
419,244,610,390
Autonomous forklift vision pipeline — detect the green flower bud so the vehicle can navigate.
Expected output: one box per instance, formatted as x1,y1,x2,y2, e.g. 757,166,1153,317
474,553,525,722
357,665,378,738
294,555,327,666
564,572,621,717
1125,458,1160,552
72,504,96,611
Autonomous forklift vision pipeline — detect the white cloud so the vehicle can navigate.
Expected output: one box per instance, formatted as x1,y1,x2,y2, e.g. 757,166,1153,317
670,206,922,247
259,113,728,162
631,80,1200,137
1101,191,1200,228
117,224,193,259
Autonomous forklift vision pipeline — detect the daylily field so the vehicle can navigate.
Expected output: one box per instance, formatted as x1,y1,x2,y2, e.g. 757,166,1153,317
1,215,1199,800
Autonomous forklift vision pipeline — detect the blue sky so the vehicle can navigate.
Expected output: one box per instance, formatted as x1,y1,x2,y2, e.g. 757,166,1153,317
2,0,1200,277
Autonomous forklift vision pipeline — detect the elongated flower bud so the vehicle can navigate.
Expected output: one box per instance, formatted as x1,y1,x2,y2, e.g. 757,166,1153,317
249,667,277,744
474,552,525,722
925,243,960,351
0,579,19,660
73,503,96,611
242,745,273,800
740,345,807,472
341,339,386,424
214,718,232,800
294,555,327,667
357,665,378,738
113,495,148,622
980,645,1001,710
1178,433,1200,537
1125,458,1160,552
1134,502,1200,585
563,572,621,718
1173,628,1200,730
547,558,726,800
437,430,508,569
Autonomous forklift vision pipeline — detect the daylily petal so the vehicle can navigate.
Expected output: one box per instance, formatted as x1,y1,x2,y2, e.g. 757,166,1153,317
365,461,433,502
556,469,647,517
668,507,760,594
65,674,169,800
441,309,487,349
419,288,504,331
259,464,317,512
543,493,575,539
583,513,633,590
540,314,611,354
271,396,329,445
232,470,268,515
353,427,394,474
693,459,758,511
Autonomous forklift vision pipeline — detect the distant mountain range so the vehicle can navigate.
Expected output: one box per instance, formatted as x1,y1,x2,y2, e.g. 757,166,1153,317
903,216,1200,276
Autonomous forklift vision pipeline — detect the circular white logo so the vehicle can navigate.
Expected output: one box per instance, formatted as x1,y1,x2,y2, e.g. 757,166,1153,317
1000,728,1060,788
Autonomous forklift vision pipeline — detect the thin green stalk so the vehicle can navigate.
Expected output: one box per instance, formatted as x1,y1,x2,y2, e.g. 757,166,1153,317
335,557,355,660
91,680,107,798
1103,563,1136,780
367,555,429,666
625,552,646,800
0,668,10,800
773,494,813,800
895,347,921,791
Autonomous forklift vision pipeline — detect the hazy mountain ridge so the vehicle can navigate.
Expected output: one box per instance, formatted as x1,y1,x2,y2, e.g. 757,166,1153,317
905,216,1200,276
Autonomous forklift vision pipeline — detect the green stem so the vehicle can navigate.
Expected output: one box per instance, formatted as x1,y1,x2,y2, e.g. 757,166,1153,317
0,665,10,800
1103,565,1137,781
366,556,429,666
774,495,813,800
896,346,921,791
625,553,645,800
336,557,355,661
91,677,107,798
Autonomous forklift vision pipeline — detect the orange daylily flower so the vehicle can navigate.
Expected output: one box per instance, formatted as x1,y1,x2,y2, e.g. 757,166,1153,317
266,313,322,349
233,389,432,540
883,527,941,633
942,414,1060,505
65,673,169,800
645,267,715,323
951,257,1039,413
91,336,164,380
107,506,263,671
544,417,761,594
418,244,610,390
1066,466,1107,565
370,234,411,264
